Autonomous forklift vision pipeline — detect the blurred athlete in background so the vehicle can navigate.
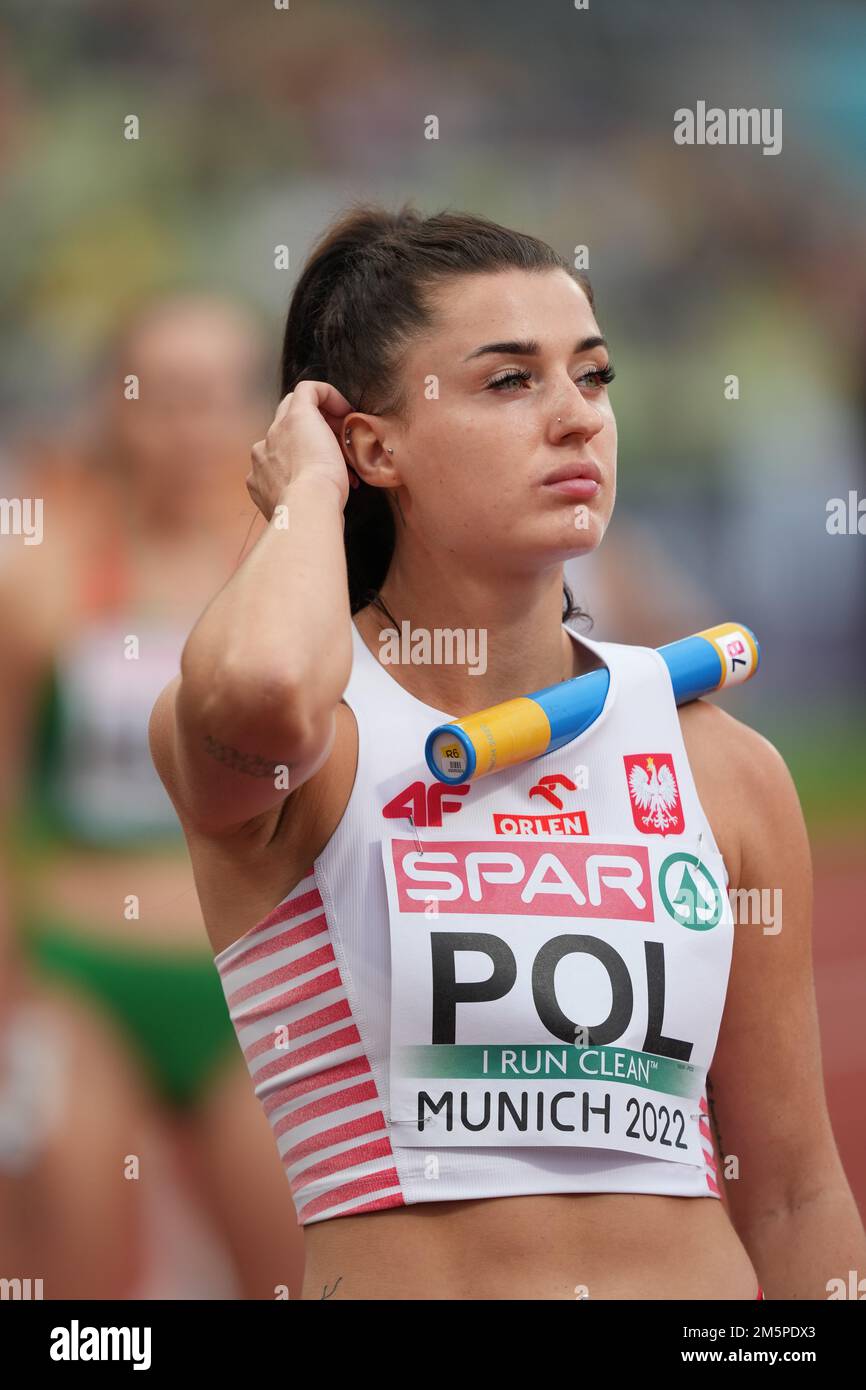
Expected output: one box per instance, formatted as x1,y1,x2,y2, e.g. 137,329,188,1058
0,294,305,1298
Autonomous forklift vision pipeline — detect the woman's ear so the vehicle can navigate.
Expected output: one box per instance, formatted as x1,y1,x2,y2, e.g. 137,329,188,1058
342,413,398,489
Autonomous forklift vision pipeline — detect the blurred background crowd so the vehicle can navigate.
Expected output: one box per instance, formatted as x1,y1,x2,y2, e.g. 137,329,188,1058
0,0,863,1298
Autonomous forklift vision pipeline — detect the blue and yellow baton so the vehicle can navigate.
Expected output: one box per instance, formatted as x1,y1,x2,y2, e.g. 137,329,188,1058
425,621,760,785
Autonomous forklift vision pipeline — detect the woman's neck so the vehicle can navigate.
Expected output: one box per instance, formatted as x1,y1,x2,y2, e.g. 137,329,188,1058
353,576,598,718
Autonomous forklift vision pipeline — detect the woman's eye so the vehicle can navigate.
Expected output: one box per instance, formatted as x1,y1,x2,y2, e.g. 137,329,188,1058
578,364,616,389
486,364,616,393
486,369,532,391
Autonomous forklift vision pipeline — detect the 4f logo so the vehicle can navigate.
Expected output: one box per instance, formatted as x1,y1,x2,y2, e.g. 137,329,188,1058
382,780,469,827
624,753,684,836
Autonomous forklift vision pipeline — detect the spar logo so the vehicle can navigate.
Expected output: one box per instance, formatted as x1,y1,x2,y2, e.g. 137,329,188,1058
658,852,723,930
382,780,469,826
493,773,589,837
623,752,685,836
390,839,653,920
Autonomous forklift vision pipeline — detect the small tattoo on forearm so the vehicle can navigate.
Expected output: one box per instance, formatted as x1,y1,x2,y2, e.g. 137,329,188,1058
203,733,291,779
321,1276,342,1300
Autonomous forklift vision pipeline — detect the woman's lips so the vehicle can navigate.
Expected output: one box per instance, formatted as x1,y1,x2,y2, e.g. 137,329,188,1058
542,477,600,498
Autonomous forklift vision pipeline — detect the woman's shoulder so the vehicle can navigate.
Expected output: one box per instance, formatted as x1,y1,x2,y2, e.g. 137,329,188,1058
678,696,791,783
677,697,800,892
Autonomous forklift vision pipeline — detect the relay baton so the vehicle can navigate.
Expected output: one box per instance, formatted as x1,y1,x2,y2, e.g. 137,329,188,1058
424,621,760,785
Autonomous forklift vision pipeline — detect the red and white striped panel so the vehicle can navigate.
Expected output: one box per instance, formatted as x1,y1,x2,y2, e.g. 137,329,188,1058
214,869,405,1225
698,1093,721,1196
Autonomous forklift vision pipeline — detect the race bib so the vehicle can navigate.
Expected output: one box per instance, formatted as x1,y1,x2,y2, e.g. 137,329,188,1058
382,832,734,1165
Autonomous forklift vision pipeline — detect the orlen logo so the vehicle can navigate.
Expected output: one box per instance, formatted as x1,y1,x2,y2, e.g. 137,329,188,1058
390,839,652,921
382,780,469,827
493,773,589,837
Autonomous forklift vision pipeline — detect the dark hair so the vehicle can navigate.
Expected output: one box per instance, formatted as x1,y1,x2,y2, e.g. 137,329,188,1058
280,199,594,627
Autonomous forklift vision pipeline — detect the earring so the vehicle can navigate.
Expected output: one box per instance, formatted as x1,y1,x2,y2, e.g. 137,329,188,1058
387,447,394,454
557,417,561,422
346,429,392,456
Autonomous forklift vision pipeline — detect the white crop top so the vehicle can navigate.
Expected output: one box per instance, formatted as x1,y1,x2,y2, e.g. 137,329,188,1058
214,619,734,1226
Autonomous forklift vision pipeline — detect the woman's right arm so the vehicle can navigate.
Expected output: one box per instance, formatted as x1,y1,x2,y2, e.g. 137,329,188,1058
150,382,356,836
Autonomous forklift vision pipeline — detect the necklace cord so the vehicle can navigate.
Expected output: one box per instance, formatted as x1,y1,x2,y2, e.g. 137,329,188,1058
363,588,401,631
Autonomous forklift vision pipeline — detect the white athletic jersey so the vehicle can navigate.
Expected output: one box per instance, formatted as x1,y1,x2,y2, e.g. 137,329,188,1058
215,619,734,1226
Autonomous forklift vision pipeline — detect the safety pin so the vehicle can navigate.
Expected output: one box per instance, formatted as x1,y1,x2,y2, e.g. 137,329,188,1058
408,811,424,856
695,829,705,873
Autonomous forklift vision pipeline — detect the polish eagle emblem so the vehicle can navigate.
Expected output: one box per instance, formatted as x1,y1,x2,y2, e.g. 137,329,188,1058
623,752,685,836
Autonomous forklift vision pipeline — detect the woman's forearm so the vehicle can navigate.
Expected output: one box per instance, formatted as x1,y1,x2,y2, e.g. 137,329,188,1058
743,1183,866,1300
181,472,353,730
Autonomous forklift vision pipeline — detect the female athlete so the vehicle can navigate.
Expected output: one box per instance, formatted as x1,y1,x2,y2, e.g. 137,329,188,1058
150,204,866,1300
